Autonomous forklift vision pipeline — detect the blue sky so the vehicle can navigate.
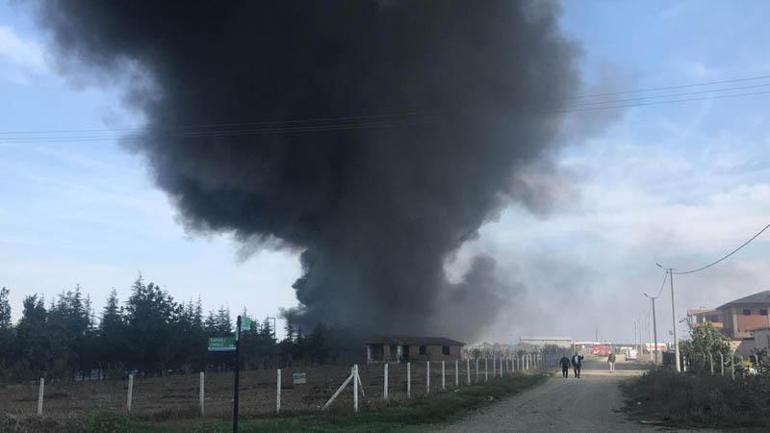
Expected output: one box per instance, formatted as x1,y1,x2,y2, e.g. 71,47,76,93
1,0,769,343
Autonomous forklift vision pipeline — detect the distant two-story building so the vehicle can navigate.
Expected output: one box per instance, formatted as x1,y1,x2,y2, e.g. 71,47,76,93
717,291,770,339
688,290,770,339
686,290,770,356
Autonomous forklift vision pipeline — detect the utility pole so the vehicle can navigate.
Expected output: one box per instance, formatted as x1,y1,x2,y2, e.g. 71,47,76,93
651,297,658,364
657,265,681,372
644,292,660,364
669,269,680,372
265,315,278,339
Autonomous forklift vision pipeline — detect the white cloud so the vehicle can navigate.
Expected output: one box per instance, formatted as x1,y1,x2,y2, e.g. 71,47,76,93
0,24,47,82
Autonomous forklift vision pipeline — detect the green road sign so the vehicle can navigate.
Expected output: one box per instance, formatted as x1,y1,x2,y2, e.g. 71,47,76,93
208,336,236,352
241,317,252,332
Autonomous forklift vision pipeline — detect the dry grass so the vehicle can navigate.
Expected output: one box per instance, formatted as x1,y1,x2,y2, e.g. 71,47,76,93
622,368,770,429
1,373,547,433
0,362,483,422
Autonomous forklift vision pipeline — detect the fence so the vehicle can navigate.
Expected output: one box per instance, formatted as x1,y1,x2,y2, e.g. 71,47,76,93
680,350,765,380
1,354,553,419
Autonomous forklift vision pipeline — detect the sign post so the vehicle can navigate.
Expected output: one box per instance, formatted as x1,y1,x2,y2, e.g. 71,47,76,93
233,315,242,433
208,336,236,352
208,320,243,432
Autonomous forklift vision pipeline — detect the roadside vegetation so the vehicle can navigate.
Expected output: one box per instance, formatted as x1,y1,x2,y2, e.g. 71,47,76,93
0,373,547,433
0,278,339,386
623,323,770,430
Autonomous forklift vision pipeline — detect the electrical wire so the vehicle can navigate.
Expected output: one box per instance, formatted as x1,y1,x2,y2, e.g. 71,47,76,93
3,73,770,143
673,223,770,275
565,73,770,100
551,81,770,110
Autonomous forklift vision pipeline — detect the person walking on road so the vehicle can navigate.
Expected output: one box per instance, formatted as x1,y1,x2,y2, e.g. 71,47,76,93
559,354,570,378
607,351,616,373
571,353,584,378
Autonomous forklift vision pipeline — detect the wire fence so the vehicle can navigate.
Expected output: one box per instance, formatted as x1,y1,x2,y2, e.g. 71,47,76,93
0,355,550,420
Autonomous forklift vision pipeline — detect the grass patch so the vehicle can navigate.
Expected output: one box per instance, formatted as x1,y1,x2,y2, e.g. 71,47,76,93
127,373,546,433
1,374,546,432
621,368,770,431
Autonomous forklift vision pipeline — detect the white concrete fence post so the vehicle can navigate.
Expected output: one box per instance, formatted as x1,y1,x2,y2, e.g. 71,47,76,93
466,358,471,385
485,358,488,382
441,361,446,390
199,371,205,417
353,364,359,413
407,362,411,399
455,360,459,387
127,374,134,415
426,361,431,394
475,358,479,382
384,363,389,401
37,377,44,416
708,353,714,375
276,369,281,414
730,352,735,381
720,352,724,376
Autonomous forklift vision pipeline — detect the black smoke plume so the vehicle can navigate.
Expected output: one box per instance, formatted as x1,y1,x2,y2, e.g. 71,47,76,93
35,1,579,341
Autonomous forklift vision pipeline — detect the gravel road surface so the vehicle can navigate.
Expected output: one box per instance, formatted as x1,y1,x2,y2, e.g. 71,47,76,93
430,357,717,433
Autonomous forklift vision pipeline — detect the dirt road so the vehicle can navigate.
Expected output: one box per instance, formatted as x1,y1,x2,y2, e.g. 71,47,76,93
430,357,716,433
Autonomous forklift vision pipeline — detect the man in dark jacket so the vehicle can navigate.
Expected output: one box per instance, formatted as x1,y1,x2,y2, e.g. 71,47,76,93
571,353,584,378
559,354,571,378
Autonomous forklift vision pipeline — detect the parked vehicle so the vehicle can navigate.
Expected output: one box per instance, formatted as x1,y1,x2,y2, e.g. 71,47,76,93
625,349,638,361
592,344,611,356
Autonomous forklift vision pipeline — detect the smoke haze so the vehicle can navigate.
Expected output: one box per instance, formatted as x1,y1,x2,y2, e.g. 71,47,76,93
35,0,580,341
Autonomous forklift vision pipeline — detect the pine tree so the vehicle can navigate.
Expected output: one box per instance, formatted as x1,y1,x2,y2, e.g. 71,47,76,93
15,295,48,377
99,289,126,374
214,306,232,334
125,276,179,375
308,323,328,365
0,287,13,369
0,287,10,329
47,286,94,379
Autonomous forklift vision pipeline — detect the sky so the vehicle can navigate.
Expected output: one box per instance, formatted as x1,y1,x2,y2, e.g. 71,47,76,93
1,0,769,344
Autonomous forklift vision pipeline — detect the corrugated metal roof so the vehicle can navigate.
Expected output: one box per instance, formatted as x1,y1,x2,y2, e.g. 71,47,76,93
365,336,465,346
717,290,770,310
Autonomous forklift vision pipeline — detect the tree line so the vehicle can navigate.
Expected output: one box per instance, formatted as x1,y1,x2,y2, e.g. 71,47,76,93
0,277,334,383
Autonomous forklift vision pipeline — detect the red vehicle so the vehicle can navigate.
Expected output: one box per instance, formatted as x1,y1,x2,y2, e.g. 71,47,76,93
591,344,611,356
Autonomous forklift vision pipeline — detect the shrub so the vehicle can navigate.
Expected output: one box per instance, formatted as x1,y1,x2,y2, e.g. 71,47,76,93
624,368,770,428
86,411,129,433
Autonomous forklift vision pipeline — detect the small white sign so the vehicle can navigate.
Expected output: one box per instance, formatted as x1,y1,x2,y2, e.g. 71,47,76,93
292,372,307,384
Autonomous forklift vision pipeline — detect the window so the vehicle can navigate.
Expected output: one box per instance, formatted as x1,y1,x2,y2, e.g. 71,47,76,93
760,309,768,316
419,345,426,355
442,345,450,355
743,309,751,316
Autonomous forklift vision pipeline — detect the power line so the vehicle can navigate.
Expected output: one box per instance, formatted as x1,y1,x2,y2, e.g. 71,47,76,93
3,73,770,143
553,81,770,110
673,223,770,275
550,88,770,114
566,73,770,100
